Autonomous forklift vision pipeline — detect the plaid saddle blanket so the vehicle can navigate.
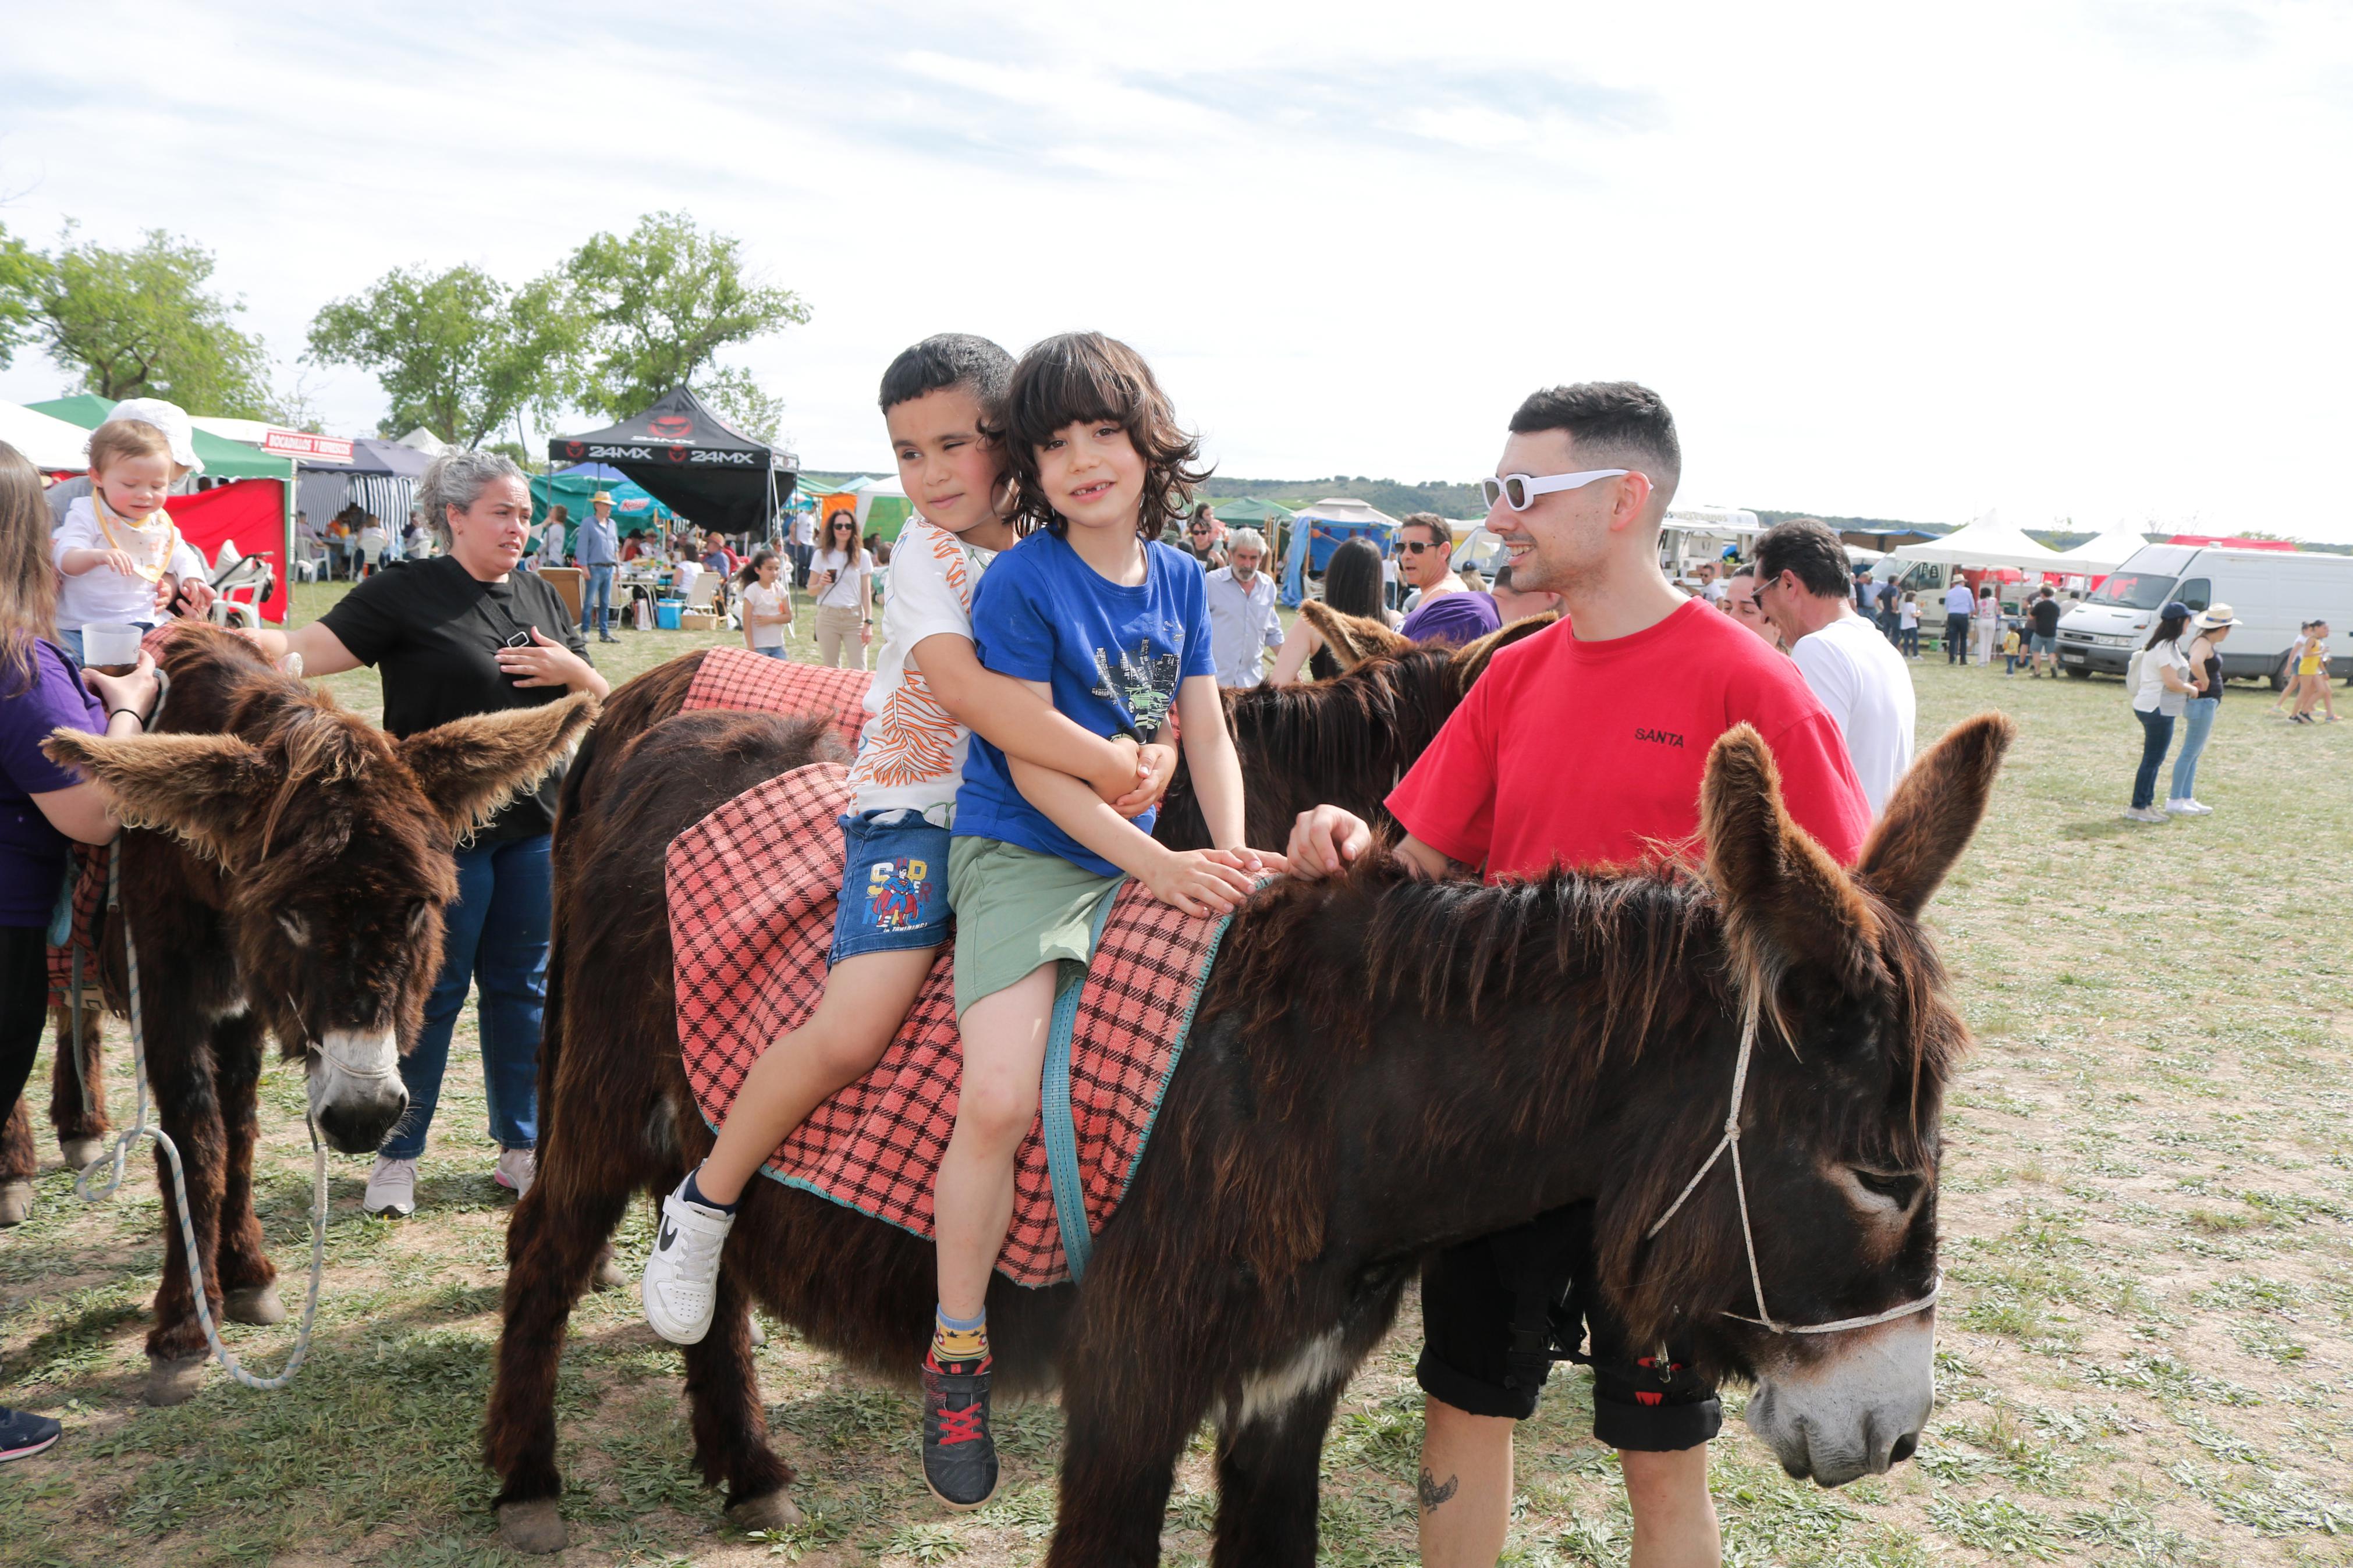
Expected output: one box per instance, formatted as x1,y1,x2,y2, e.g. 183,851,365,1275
669,762,1233,1288
682,646,874,753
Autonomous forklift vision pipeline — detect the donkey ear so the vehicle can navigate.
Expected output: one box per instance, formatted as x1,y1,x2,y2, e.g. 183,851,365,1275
38,730,270,863
1298,599,1408,671
396,692,600,841
1449,611,1557,694
1701,724,1880,987
1855,712,2014,919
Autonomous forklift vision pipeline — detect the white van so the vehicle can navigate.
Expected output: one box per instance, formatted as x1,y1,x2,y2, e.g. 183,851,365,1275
2054,545,2353,683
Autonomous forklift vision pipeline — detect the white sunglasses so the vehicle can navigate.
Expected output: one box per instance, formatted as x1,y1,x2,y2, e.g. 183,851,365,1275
1478,468,1632,512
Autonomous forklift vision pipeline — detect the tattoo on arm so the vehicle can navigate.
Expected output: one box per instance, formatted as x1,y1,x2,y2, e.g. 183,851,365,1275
1417,1466,1458,1513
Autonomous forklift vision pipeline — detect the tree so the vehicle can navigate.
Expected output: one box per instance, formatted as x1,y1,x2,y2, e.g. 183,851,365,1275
306,264,580,447
38,227,272,415
563,212,807,440
0,222,49,371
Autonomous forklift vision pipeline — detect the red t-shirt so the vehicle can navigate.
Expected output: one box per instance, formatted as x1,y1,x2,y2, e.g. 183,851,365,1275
1387,599,1871,877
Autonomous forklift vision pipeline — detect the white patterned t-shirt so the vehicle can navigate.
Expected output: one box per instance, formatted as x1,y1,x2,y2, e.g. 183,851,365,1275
847,515,993,818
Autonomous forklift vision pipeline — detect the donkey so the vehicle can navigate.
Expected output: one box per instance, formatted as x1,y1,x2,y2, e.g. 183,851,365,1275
0,1007,107,1224
40,621,597,1405
485,689,2010,1563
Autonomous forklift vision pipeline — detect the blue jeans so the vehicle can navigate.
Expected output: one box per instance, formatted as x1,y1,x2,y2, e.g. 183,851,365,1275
2170,696,2218,802
750,643,787,660
2132,709,2175,811
581,563,616,637
381,834,551,1159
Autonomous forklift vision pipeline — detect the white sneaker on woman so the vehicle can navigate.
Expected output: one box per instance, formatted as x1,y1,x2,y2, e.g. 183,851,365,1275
364,1155,417,1218
2123,806,2169,824
642,1176,737,1345
2166,799,2213,816
494,1147,536,1198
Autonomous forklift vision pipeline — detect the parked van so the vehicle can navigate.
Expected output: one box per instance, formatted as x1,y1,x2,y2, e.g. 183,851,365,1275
2055,545,2353,682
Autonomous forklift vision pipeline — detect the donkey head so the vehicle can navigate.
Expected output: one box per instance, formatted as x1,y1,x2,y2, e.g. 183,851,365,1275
1606,712,2011,1487
44,686,598,1154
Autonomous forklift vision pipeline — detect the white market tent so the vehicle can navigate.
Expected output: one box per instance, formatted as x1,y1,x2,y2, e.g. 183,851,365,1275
1889,510,2065,571
0,401,97,471
2039,525,2155,574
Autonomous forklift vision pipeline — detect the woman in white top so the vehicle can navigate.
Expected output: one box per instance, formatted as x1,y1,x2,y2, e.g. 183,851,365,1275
2126,600,2199,823
1969,583,2001,665
734,550,792,659
809,509,874,669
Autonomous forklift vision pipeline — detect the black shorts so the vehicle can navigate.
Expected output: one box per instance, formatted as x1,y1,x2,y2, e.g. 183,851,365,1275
1415,1202,1722,1452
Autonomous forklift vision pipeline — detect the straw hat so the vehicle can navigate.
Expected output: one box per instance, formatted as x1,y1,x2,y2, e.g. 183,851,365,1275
591,490,614,506
2192,603,2242,630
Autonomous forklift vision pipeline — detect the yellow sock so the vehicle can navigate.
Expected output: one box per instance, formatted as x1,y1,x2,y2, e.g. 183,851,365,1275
932,1307,988,1364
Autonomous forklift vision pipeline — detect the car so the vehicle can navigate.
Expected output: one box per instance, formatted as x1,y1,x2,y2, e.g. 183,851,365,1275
2054,545,2353,682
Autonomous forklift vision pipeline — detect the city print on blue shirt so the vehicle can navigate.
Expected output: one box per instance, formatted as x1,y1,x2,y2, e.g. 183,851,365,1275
954,530,1214,877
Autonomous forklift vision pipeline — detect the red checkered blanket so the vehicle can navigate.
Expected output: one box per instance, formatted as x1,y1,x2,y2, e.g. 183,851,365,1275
669,763,1229,1287
682,647,873,753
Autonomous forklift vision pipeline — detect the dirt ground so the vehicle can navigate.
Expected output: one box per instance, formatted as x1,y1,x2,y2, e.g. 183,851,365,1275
1,585,2348,1566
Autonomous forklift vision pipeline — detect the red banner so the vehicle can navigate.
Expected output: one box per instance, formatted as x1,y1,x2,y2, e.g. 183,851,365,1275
165,481,288,625
260,428,354,462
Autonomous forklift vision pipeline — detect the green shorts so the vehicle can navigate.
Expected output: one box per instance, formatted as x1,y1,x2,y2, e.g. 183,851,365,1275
946,835,1122,1018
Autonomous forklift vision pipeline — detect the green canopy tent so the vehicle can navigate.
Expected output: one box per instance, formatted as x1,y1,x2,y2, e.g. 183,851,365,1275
30,394,295,573
1211,497,1297,557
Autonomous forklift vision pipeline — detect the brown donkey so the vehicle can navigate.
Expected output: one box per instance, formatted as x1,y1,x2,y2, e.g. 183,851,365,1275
41,622,596,1405
486,696,2010,1564
0,1005,106,1223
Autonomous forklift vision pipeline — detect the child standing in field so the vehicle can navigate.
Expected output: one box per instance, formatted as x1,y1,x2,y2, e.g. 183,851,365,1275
735,550,793,658
2292,621,2336,724
2001,623,2022,674
922,333,1277,1509
1898,592,1920,657
639,335,1172,1348
52,414,213,662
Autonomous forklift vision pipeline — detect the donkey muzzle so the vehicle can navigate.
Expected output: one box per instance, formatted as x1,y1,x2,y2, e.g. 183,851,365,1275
1744,1314,1935,1487
309,1029,407,1153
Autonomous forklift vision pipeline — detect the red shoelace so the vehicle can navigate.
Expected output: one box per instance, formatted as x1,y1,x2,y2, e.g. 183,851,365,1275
935,1402,987,1446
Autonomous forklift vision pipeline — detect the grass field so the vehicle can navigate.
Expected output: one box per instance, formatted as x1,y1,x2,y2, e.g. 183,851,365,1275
2,581,2350,1566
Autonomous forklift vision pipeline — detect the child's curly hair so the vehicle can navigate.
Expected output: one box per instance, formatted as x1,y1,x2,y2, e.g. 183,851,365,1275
989,332,1211,539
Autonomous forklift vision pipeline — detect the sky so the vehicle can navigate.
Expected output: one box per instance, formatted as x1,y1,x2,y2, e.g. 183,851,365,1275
3,0,2351,539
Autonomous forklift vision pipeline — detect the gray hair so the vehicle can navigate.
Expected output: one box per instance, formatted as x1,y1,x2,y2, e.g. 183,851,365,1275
416,449,527,549
1227,527,1268,555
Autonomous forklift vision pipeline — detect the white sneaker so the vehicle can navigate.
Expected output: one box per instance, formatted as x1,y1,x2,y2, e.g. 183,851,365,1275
494,1147,536,1198
2167,799,2213,816
642,1176,737,1345
364,1155,417,1217
2122,806,2168,824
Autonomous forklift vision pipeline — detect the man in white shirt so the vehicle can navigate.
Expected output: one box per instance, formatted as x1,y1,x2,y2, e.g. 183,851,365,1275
1202,527,1284,688
1754,518,1916,819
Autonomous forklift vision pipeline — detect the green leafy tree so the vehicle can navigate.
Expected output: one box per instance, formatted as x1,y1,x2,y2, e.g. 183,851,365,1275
38,227,274,414
0,222,50,371
306,264,580,447
563,211,808,440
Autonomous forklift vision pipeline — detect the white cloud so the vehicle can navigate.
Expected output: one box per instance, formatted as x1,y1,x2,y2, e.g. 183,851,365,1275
1,0,2349,541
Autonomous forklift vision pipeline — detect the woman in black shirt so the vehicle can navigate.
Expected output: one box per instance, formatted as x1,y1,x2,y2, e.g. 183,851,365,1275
249,451,608,1218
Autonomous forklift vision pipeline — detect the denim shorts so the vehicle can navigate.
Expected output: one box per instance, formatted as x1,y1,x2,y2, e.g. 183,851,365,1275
831,809,953,962
2029,633,2056,656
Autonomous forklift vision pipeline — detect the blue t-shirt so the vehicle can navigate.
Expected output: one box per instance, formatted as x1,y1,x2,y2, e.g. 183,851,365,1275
955,531,1213,877
0,640,104,926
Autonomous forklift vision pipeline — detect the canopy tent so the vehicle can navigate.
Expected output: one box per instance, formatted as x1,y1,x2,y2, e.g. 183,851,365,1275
804,475,915,543
2038,525,2155,575
396,427,449,455
289,438,434,554
1211,497,1296,528
548,385,798,539
0,400,101,471
1839,525,1942,552
1280,497,1400,606
30,394,295,481
1888,511,2065,571
164,483,290,625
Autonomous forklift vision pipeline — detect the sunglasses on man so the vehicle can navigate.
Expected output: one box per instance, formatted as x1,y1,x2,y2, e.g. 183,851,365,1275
1478,468,1632,512
1397,539,1447,554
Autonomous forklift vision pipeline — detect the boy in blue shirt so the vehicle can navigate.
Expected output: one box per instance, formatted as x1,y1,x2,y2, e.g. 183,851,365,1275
921,333,1277,1507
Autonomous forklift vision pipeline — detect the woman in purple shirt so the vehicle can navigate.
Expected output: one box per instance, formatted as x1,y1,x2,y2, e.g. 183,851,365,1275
0,441,164,1460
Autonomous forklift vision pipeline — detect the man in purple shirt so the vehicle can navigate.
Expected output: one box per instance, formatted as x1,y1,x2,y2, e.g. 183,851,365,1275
1395,514,1502,646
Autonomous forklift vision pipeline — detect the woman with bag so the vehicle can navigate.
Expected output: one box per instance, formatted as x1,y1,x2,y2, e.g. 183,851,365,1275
2125,601,2198,824
810,509,874,669
2164,605,2238,815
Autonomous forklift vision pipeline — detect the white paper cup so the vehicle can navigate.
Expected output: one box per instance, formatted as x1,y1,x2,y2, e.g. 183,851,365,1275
80,623,143,672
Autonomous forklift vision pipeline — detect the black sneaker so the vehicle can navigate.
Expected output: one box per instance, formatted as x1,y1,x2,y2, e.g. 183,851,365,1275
0,1406,60,1462
920,1352,998,1510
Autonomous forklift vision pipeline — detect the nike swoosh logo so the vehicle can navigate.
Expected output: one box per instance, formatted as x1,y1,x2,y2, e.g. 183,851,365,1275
658,1216,678,1251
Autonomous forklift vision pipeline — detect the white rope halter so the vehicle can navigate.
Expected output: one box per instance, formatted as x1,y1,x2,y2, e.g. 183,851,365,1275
1645,984,1943,1336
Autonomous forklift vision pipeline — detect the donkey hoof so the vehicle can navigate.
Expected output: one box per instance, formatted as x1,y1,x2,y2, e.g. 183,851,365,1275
59,1137,104,1170
225,1285,286,1325
0,1182,31,1227
498,1498,569,1553
591,1254,629,1292
725,1489,801,1534
146,1355,207,1406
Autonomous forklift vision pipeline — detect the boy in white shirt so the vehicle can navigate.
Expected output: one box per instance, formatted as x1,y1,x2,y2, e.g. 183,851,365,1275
640,334,1174,1346
54,412,214,662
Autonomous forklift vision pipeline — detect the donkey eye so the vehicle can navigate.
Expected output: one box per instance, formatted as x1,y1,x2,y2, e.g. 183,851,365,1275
1851,1169,1923,1209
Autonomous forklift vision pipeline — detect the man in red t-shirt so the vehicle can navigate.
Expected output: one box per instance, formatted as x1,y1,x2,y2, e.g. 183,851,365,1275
1288,382,1869,1568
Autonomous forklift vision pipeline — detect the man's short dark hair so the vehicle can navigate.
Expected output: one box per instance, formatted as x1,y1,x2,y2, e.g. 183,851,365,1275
1752,518,1852,599
1400,511,1449,547
878,332,1014,413
1507,381,1681,500
2038,586,2054,599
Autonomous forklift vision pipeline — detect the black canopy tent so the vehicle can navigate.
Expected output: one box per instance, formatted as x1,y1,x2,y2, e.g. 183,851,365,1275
547,386,798,539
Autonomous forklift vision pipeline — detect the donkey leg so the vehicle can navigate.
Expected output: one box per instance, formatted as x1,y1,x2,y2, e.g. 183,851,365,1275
51,999,109,1167
211,1012,283,1326
486,1172,631,1552
0,1094,32,1224
1047,1346,1212,1568
1210,1374,1350,1568
685,1261,797,1531
142,1026,226,1403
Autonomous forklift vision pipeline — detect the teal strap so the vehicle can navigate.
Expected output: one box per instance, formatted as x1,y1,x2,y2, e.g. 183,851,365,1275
1039,880,1125,1283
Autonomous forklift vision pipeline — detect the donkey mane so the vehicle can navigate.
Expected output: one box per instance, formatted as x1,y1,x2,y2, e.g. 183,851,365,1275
1220,648,1460,788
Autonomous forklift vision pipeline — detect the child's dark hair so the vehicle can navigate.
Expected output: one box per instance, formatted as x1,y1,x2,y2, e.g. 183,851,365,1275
991,332,1210,539
879,333,1015,414
736,549,778,587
